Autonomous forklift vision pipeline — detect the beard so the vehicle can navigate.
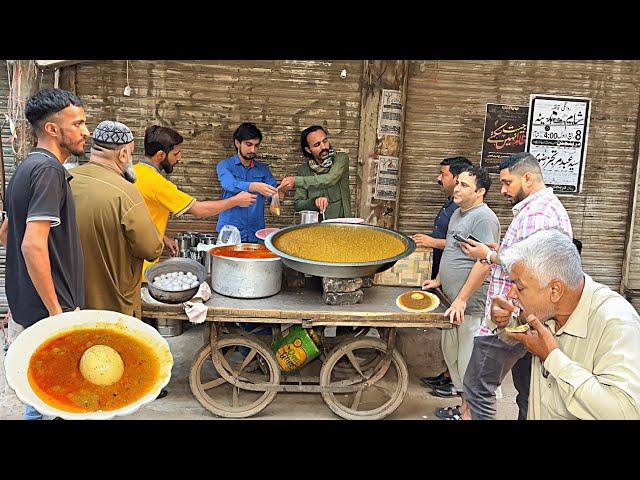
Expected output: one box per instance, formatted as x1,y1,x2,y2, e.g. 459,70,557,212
532,306,555,324
317,146,332,160
506,186,526,204
514,187,526,204
123,160,137,183
239,150,256,161
59,128,85,157
160,157,174,174
521,301,555,325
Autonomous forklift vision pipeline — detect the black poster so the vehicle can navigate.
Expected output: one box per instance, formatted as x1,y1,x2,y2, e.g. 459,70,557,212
480,104,529,173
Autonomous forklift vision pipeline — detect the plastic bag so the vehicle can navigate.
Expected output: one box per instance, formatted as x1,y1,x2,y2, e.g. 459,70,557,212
269,192,281,216
216,225,241,246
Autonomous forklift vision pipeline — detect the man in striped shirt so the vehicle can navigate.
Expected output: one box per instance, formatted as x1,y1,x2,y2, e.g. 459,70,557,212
457,152,572,420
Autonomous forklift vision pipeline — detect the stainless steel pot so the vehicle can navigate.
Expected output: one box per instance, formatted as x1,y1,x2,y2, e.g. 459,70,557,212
209,244,282,298
176,234,191,251
184,232,201,248
144,257,207,304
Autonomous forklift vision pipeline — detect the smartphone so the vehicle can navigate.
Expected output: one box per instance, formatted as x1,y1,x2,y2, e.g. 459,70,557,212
453,233,485,245
452,233,471,244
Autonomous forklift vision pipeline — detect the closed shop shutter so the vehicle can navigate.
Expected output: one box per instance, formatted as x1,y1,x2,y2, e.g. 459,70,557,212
624,168,640,309
398,60,640,291
73,60,363,241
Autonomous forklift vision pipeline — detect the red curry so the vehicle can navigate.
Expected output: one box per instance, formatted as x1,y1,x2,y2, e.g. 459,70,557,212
28,328,160,413
209,244,278,259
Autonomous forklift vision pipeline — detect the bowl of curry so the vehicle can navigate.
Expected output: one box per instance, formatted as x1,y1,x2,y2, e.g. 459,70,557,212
265,223,415,278
4,309,173,420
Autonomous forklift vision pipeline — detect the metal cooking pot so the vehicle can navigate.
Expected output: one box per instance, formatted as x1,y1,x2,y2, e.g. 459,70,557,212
144,257,207,304
264,223,415,278
295,210,319,224
209,244,282,298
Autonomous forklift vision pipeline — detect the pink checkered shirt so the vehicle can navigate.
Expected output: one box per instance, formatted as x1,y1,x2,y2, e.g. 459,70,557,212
478,187,572,335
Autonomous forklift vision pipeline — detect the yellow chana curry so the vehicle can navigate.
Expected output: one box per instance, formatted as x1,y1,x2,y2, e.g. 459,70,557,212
28,328,161,413
274,225,407,263
396,291,439,311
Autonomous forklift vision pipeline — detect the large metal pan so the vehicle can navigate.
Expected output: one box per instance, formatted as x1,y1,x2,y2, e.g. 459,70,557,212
264,223,415,278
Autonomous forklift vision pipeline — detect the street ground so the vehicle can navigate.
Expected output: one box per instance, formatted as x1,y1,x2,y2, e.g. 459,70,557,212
1,323,519,420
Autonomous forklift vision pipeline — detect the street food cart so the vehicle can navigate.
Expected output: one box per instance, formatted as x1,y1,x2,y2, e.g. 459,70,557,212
143,222,450,420
142,284,450,420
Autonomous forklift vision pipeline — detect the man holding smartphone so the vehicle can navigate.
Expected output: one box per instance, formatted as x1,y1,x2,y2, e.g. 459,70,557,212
422,165,500,419
412,156,471,390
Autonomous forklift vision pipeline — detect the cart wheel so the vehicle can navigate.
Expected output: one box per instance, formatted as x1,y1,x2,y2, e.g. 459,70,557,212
325,328,384,375
189,335,281,418
319,338,408,420
322,326,371,349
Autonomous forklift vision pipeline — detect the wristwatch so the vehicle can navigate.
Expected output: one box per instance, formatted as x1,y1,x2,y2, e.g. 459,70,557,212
482,248,495,265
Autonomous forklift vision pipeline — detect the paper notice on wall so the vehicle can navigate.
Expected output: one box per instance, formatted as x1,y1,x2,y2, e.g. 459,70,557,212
374,155,399,201
377,89,402,137
526,94,590,194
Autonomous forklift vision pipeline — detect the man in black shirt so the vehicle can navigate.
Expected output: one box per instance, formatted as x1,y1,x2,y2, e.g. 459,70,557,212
0,88,89,420
410,156,472,392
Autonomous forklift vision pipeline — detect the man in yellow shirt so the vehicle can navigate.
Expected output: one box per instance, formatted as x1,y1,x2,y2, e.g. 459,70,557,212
497,229,640,419
134,125,256,273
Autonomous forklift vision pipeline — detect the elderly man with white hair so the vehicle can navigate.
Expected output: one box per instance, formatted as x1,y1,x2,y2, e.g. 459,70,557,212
493,228,640,420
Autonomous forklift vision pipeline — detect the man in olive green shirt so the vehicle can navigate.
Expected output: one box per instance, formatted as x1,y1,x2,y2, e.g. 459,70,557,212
71,121,164,318
282,125,351,220
496,229,640,420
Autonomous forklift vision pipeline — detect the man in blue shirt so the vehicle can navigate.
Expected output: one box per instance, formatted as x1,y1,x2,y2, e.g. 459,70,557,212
412,157,472,279
216,123,293,243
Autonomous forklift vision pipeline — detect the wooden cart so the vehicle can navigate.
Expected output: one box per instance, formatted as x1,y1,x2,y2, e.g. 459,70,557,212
142,285,451,420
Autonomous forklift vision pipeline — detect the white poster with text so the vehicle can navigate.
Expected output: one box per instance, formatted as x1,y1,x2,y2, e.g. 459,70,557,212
374,155,399,201
377,89,402,137
526,94,590,194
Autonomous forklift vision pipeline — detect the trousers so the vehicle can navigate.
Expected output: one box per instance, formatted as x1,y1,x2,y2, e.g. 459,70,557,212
463,334,532,420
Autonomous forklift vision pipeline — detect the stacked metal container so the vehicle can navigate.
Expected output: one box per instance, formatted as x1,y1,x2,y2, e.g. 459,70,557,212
176,232,217,281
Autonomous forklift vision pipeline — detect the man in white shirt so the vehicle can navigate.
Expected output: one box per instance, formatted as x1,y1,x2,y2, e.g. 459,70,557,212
494,229,640,419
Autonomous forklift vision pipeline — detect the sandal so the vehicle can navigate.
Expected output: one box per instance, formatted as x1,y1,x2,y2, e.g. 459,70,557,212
445,414,462,420
435,405,461,420
156,389,168,400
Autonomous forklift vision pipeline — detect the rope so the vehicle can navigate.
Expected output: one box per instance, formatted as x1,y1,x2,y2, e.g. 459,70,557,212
5,61,39,163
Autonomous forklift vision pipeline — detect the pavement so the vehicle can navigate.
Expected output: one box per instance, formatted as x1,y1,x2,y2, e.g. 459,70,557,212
1,323,519,420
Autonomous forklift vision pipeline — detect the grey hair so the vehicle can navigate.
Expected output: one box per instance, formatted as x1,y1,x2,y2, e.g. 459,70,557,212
500,229,583,289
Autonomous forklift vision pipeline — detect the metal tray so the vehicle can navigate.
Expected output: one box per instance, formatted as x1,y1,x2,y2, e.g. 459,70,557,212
264,223,415,278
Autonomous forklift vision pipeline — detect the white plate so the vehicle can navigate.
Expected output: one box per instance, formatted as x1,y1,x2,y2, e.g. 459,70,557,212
4,310,173,420
395,291,440,313
321,217,365,224
255,227,280,240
